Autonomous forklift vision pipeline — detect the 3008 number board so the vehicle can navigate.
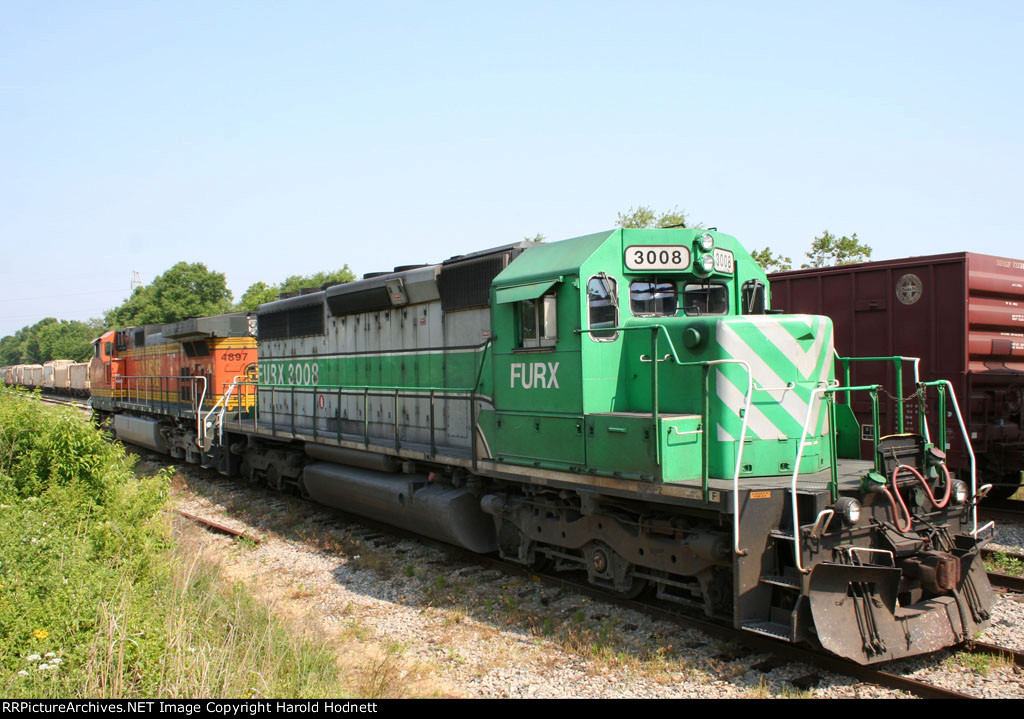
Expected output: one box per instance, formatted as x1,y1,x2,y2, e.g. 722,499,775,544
624,245,691,271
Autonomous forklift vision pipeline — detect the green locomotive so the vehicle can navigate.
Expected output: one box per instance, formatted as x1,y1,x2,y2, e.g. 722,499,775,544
190,228,995,664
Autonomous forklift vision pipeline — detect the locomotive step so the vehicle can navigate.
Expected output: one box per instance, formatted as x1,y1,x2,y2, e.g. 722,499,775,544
741,621,794,642
759,574,801,589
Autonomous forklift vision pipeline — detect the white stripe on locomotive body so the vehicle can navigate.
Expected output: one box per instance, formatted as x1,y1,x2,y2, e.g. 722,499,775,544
714,370,781,440
714,315,834,440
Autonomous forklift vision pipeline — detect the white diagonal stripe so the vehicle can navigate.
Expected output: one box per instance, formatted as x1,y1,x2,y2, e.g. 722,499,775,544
716,369,780,440
757,316,828,379
717,320,812,432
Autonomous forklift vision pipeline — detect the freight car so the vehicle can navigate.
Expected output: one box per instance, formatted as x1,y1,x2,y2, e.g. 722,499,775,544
770,252,1024,500
91,228,994,665
2,360,92,396
42,360,74,393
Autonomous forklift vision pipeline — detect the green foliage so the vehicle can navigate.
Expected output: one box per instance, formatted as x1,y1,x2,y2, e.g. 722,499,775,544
235,281,280,312
34,320,103,363
0,388,350,698
235,267,356,312
524,233,545,244
803,230,872,268
985,550,1024,577
750,247,793,273
0,390,132,501
616,205,701,229
104,262,233,329
278,267,356,295
0,318,103,366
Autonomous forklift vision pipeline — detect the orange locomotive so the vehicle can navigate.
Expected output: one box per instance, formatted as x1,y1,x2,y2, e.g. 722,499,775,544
90,313,256,466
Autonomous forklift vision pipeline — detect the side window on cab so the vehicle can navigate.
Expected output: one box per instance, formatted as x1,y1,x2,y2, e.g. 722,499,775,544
587,274,619,340
741,280,766,315
519,293,557,348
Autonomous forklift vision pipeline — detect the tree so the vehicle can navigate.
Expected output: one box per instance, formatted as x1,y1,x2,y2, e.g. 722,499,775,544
0,333,21,365
803,230,872,268
235,267,357,312
105,262,233,328
0,317,102,365
750,248,793,273
35,319,104,362
16,318,58,364
616,205,701,229
236,281,280,312
278,267,356,295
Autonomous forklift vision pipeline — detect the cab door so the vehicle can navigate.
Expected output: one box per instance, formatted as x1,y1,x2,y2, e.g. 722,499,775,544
485,279,586,471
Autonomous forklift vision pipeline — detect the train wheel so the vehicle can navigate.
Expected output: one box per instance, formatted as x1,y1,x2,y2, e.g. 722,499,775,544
605,577,650,600
531,552,554,573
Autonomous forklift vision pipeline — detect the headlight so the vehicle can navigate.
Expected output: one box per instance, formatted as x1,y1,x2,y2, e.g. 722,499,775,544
834,496,861,526
700,233,714,251
700,254,715,273
953,480,968,504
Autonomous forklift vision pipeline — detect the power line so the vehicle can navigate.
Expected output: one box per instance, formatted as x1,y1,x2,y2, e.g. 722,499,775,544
0,289,127,304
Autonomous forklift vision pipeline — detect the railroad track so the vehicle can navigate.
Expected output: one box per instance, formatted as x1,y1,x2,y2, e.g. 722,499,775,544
34,392,91,412
173,466,1020,700
983,548,1024,593
981,501,1024,524
62,433,1014,699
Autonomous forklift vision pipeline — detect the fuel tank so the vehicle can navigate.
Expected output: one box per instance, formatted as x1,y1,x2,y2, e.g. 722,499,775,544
302,462,497,553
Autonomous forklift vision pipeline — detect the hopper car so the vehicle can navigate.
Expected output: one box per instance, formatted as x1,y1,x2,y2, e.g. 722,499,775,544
2,359,91,397
81,228,994,665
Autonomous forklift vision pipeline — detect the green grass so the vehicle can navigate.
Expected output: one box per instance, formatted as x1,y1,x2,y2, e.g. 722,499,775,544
0,387,355,698
985,550,1024,577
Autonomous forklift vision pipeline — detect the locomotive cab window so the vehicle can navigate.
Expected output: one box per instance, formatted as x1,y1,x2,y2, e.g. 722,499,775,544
630,279,678,317
588,274,619,340
682,282,729,316
518,293,558,349
741,280,766,315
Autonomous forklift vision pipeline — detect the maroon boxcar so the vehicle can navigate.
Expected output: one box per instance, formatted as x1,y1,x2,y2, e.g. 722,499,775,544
770,252,1024,499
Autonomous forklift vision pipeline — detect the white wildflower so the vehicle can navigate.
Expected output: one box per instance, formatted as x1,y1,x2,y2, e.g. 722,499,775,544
51,658,62,665
44,652,55,658
17,671,28,677
26,654,40,662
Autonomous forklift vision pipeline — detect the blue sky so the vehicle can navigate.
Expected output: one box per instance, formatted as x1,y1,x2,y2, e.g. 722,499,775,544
1,1,1022,337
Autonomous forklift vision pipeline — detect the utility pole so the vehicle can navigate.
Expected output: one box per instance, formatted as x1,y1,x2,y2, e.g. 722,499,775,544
130,270,142,291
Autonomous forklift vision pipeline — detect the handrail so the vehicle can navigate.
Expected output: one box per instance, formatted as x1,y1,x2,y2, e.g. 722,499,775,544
674,359,752,556
232,380,487,457
791,383,877,574
575,324,754,554
835,354,926,440
238,382,478,393
202,375,243,449
113,373,207,439
790,379,983,573
929,379,990,539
